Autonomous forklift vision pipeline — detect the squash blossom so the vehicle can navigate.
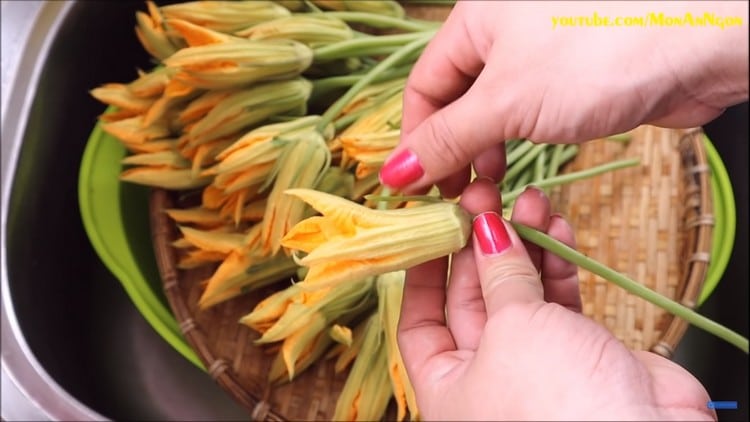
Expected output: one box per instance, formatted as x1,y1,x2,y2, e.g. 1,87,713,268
89,83,155,114
163,39,313,90
235,15,353,47
377,271,418,421
328,78,404,154
280,189,472,289
241,277,376,383
185,78,313,146
167,18,239,47
312,0,406,18
340,129,399,179
135,1,182,61
202,115,325,192
160,1,291,34
260,131,331,256
333,86,402,162
332,311,393,422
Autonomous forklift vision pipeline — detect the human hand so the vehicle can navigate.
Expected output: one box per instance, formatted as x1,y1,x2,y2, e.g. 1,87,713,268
380,1,749,197
397,179,716,421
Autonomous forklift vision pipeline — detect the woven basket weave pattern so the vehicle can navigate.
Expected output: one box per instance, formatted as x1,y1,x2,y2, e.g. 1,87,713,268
551,127,711,355
150,126,712,420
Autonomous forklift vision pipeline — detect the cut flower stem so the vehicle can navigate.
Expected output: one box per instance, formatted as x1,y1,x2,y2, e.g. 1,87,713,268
512,222,749,354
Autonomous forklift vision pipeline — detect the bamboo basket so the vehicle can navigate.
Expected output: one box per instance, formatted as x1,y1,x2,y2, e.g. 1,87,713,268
146,3,713,419
149,126,713,420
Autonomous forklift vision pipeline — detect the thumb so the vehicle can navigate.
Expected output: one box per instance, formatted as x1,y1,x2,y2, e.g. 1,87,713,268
472,211,544,316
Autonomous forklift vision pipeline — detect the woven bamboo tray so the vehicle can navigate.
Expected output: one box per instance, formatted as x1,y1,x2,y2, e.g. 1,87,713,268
149,125,713,420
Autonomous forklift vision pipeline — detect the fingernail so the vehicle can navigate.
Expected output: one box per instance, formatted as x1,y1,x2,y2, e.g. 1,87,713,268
524,185,544,195
473,211,512,255
379,149,424,188
474,175,497,184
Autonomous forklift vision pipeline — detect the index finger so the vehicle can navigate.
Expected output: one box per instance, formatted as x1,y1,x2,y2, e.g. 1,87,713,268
401,3,485,134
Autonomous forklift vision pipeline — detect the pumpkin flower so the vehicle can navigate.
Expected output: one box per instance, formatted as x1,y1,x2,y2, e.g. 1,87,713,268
336,77,405,118
89,83,155,113
159,1,291,34
377,271,419,421
260,130,331,256
236,14,353,47
185,78,313,145
312,0,405,18
141,77,201,128
198,250,299,309
339,129,399,179
166,18,240,47
280,189,471,289
177,89,233,126
135,1,182,60
117,138,179,155
249,277,375,344
266,311,332,384
127,67,175,98
243,277,377,383
119,167,211,190
100,115,171,146
202,115,324,188
331,84,403,155
329,318,367,374
162,38,313,90
165,197,265,230
332,311,393,422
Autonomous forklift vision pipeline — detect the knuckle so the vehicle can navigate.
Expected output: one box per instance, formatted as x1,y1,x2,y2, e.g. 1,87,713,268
483,261,540,292
423,113,471,168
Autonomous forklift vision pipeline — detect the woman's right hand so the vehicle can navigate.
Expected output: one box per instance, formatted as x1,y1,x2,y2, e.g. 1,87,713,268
379,1,748,197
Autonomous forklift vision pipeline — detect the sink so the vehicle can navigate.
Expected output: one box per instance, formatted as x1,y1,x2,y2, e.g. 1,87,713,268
1,2,246,420
1,2,747,421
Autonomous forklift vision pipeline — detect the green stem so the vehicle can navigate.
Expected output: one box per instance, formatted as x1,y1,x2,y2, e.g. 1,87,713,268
510,169,533,192
505,139,521,156
310,64,412,104
546,144,566,179
503,158,640,203
377,187,392,210
534,148,546,183
606,132,633,142
315,11,441,32
512,222,749,354
313,31,431,62
302,0,323,12
364,194,443,203
505,144,546,182
333,109,367,131
316,30,436,133
558,145,579,167
505,139,535,166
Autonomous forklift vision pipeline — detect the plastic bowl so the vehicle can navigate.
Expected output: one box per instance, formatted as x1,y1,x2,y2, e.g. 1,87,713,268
78,117,203,369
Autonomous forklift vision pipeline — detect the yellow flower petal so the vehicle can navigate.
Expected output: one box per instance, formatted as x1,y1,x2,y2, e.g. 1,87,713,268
281,189,471,289
178,226,245,254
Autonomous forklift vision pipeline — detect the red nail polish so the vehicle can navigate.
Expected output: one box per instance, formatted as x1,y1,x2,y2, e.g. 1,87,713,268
379,149,424,188
473,212,512,255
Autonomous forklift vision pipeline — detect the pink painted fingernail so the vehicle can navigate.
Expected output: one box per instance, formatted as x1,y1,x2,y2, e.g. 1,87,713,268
379,149,424,188
473,212,512,255
524,185,544,196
